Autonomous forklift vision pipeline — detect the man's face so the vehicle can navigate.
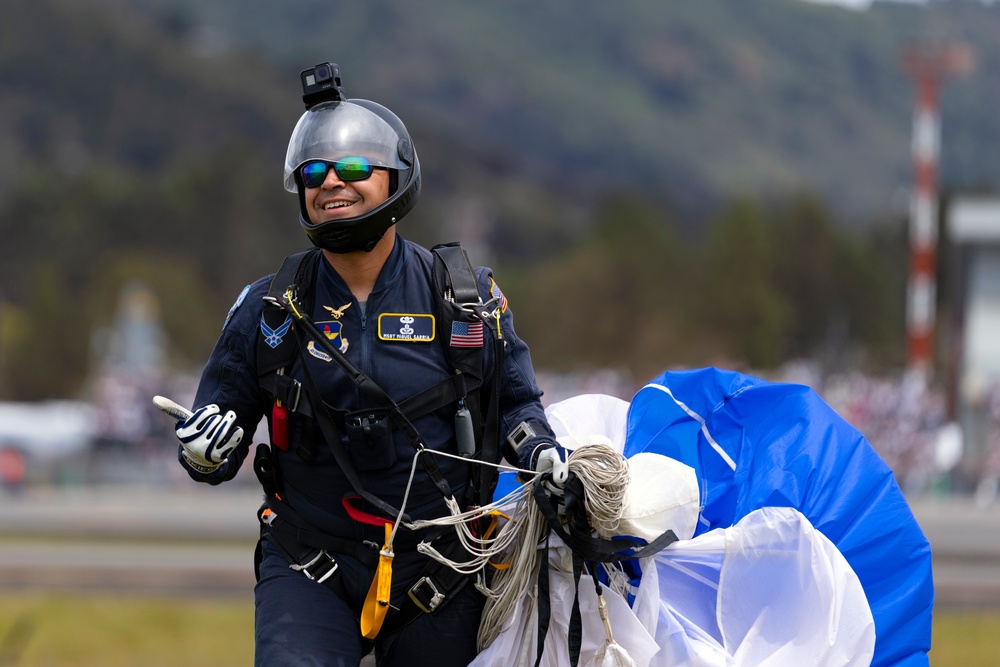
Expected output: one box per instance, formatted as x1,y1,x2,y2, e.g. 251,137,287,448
302,164,390,226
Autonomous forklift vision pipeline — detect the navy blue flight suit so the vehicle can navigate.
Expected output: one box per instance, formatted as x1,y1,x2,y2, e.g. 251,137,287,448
182,236,552,666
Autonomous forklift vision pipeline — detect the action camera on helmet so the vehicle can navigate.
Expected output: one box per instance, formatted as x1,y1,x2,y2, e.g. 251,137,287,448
301,62,346,110
285,62,422,253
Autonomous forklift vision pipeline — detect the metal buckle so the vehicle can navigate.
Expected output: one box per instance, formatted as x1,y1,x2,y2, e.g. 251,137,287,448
290,549,339,585
407,576,445,613
286,379,302,413
275,369,302,413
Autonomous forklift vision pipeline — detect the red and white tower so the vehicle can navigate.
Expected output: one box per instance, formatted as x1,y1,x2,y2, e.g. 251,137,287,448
902,44,972,388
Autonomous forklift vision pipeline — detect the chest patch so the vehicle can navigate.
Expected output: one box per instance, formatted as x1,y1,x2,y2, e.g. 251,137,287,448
377,313,435,342
314,320,349,354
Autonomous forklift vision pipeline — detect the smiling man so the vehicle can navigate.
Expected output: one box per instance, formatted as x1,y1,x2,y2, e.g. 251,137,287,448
165,63,563,666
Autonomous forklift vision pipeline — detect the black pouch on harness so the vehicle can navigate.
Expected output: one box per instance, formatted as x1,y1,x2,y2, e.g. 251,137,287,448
345,408,396,471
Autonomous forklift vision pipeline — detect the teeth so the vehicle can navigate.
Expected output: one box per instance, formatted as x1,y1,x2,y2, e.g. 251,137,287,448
323,202,351,210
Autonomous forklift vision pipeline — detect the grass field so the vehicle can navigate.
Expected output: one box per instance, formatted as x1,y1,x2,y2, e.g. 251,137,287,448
0,592,996,665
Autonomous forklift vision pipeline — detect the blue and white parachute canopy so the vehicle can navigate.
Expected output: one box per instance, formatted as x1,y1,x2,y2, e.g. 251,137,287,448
625,367,932,666
495,367,933,666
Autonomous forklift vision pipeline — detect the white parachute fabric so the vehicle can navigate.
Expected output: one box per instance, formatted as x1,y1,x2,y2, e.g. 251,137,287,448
592,642,638,667
477,392,876,666
469,533,661,667
544,393,631,446
471,507,874,667
636,506,876,666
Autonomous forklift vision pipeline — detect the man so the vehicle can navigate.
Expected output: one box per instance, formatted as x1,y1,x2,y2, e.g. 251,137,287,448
165,63,566,666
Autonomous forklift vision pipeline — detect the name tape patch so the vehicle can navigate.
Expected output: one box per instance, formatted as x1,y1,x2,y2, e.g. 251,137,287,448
377,313,435,342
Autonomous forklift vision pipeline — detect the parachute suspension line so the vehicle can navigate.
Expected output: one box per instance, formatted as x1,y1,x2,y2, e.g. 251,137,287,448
563,444,629,539
395,444,631,650
475,491,548,651
401,450,537,574
477,443,630,650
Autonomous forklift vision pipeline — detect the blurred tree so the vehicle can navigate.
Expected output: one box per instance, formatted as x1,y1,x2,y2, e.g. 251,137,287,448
4,261,89,399
699,198,791,369
508,194,699,380
769,194,903,371
770,194,840,357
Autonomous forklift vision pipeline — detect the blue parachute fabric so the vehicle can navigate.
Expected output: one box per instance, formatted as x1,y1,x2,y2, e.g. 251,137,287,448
625,367,934,667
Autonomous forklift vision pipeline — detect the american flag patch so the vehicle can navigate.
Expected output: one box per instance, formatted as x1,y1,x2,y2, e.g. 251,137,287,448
450,320,484,347
489,277,508,313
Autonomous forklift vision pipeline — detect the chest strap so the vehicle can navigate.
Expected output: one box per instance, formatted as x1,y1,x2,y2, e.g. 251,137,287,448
261,364,480,425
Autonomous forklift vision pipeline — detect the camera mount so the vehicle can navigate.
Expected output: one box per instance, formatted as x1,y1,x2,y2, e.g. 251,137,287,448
300,62,346,110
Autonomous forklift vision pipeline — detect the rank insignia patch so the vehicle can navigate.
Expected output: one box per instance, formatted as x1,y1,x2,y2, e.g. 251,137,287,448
261,314,292,348
377,313,435,342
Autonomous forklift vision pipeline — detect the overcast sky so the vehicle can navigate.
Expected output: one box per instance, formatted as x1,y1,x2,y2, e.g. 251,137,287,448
803,0,997,8
802,0,918,8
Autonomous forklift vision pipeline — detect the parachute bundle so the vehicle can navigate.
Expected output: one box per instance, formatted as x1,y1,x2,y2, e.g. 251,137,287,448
410,367,932,666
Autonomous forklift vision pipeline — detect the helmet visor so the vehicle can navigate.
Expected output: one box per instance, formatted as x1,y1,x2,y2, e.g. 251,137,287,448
283,101,410,192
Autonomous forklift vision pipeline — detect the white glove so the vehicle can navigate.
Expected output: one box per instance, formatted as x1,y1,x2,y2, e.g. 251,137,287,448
172,403,244,474
533,443,569,488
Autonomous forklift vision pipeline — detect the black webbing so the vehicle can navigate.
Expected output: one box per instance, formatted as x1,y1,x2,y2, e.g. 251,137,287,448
433,243,480,304
295,344,409,522
531,474,679,563
284,296,455,501
529,473,680,666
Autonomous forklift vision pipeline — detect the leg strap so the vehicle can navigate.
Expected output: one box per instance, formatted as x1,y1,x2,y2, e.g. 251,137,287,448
260,502,476,637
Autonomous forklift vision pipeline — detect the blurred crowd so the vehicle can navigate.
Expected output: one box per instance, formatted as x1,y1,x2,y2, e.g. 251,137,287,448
5,362,1000,501
538,362,1000,502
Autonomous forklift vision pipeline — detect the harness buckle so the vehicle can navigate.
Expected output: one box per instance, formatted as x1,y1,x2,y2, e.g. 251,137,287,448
407,576,445,613
286,379,302,413
290,549,339,585
275,368,302,413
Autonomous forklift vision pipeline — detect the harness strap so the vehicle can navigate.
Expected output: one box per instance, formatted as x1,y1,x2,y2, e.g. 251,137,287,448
397,371,477,420
287,299,456,503
261,365,480,425
258,248,322,375
433,243,480,304
261,498,381,568
296,346,411,522
260,501,475,637
430,243,502,509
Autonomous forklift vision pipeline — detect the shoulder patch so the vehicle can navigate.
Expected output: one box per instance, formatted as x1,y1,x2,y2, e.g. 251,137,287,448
223,284,251,330
260,314,293,348
488,277,508,314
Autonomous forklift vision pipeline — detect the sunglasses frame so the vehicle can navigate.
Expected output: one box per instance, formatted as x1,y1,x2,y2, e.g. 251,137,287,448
299,157,374,188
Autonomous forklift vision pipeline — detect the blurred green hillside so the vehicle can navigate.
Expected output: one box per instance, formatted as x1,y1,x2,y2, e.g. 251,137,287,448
1,0,996,398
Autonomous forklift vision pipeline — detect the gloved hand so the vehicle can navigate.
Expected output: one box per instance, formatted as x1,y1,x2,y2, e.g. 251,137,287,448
174,404,244,474
532,442,569,489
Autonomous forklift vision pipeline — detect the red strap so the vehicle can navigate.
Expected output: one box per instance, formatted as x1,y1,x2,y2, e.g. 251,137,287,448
342,496,396,527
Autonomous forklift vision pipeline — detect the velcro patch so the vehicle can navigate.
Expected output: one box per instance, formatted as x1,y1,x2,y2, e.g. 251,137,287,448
377,313,435,342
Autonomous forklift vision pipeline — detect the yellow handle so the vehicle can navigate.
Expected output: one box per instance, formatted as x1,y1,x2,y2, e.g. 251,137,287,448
361,523,394,639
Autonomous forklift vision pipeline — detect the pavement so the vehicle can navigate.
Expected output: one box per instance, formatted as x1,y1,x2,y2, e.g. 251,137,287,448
1,484,999,606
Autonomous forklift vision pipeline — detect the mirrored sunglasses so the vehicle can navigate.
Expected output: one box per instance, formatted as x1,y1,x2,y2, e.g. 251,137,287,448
299,157,373,188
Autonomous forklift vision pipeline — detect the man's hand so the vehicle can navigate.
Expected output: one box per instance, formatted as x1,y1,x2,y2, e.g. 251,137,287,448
171,403,244,474
532,442,569,488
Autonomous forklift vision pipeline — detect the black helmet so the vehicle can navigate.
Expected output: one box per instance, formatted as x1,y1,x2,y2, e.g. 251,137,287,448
283,99,421,253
